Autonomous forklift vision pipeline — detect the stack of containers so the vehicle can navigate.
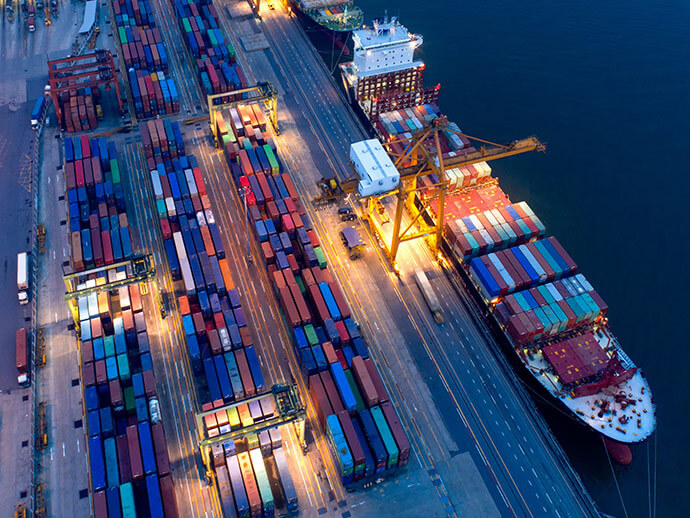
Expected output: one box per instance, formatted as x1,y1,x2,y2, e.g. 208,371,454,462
170,0,247,102
143,123,302,514
61,135,179,517
444,201,546,262
204,424,298,515
111,0,180,119
218,101,412,485
63,136,132,272
111,0,156,27
493,273,609,345
115,25,169,72
374,105,477,166
469,236,578,301
59,87,100,132
79,288,179,517
128,69,179,118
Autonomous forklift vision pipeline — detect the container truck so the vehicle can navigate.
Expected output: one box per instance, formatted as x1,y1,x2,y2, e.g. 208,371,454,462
16,328,29,386
31,96,47,129
17,252,29,304
414,270,444,323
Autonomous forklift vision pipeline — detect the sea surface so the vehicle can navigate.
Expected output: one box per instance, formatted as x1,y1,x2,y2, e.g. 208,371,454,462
352,1,690,516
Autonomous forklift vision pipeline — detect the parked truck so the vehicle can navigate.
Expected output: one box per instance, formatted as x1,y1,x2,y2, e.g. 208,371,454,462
30,96,46,129
414,270,444,324
16,328,29,386
17,252,29,304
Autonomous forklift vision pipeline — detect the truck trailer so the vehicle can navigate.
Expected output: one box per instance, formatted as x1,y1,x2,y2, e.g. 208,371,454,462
17,252,29,304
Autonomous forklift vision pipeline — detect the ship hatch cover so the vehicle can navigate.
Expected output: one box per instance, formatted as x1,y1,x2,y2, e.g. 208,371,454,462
543,331,609,385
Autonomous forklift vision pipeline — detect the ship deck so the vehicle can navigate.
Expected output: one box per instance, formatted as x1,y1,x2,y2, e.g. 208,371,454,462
521,329,656,442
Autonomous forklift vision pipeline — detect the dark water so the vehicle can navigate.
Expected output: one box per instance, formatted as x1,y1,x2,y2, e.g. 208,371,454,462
352,1,690,515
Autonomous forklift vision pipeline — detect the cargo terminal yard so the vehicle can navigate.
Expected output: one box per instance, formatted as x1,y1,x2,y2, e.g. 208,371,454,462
0,0,637,517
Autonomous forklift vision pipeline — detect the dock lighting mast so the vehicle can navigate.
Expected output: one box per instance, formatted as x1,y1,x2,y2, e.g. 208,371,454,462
340,119,545,269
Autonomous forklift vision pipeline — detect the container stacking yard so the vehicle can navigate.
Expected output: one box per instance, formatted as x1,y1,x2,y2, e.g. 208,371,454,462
61,136,180,516
215,102,411,484
111,0,180,119
143,118,300,515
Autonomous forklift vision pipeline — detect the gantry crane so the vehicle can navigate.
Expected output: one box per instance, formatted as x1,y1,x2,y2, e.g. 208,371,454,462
47,50,123,128
194,384,306,483
207,81,279,140
63,254,155,331
340,117,546,269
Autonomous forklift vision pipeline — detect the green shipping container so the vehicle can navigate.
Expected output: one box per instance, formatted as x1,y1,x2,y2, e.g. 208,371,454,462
118,27,128,44
344,369,365,412
304,324,318,347
182,18,192,33
513,292,531,313
249,449,274,514
224,352,244,400
566,297,585,322
104,437,120,488
119,482,136,518
227,44,236,60
117,353,131,380
123,386,136,413
314,246,327,268
110,160,121,184
370,406,399,468
104,335,115,357
207,29,218,47
537,285,554,305
263,145,279,175
156,199,168,218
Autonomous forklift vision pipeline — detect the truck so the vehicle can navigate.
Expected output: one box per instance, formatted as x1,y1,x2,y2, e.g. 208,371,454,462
17,252,29,304
414,270,444,324
27,4,35,32
340,226,364,260
30,96,46,129
16,328,29,386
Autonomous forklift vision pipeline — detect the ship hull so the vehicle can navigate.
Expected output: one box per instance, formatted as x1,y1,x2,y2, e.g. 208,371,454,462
289,0,354,59
440,240,655,445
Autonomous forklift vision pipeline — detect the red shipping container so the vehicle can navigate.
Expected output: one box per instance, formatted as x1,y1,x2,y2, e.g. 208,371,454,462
319,370,344,414
235,349,255,397
93,491,107,518
381,402,411,466
364,358,389,404
151,423,171,476
116,434,132,483
352,356,378,407
309,374,332,429
159,475,180,518
126,424,144,480
278,286,300,328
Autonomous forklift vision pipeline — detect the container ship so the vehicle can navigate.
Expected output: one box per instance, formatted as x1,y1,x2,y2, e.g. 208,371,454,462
289,0,363,55
339,17,656,450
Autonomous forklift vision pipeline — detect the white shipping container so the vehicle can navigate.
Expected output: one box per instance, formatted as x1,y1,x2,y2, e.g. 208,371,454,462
519,246,547,281
150,171,163,199
185,169,198,195
179,256,195,294
165,197,176,217
546,284,564,302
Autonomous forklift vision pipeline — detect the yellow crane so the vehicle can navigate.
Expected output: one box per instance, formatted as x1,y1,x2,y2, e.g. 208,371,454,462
341,117,546,269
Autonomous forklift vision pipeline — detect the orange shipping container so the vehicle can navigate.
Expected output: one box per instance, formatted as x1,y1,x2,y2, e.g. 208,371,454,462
218,259,234,290
200,225,216,256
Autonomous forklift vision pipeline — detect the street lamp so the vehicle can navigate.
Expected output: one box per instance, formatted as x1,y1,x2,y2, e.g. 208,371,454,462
239,184,253,264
